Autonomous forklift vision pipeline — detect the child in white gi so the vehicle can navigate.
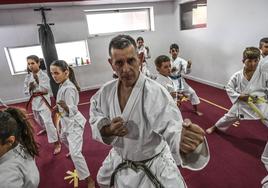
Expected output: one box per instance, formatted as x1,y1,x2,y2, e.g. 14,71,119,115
136,36,153,78
154,55,186,106
206,47,268,134
24,55,61,155
50,60,95,188
206,47,268,188
0,107,39,188
169,43,203,116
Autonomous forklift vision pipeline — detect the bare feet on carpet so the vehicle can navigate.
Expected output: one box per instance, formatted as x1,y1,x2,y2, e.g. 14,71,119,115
87,176,96,188
206,126,217,134
53,142,61,155
194,111,203,116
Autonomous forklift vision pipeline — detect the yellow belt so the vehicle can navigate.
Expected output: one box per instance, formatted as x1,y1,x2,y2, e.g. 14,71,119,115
64,169,79,187
247,96,267,120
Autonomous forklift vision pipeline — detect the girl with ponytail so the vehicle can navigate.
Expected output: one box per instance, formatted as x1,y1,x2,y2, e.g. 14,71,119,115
50,60,95,188
0,107,39,188
24,55,61,155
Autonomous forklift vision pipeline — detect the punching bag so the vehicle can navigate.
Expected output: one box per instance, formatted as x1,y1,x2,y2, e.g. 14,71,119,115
38,24,59,97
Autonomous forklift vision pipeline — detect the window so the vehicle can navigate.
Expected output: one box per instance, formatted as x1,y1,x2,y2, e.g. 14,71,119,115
85,7,154,36
5,40,89,75
180,0,207,30
56,41,89,67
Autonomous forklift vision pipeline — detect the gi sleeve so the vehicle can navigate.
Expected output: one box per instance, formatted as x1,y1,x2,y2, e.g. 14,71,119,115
145,46,151,59
89,89,116,145
0,166,24,188
226,73,240,104
24,74,31,95
64,88,78,117
35,73,50,93
181,58,191,74
145,85,209,170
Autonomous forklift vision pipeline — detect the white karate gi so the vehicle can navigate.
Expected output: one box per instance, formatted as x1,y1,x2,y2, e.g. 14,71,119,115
155,74,175,92
57,79,90,180
24,70,58,143
0,144,39,188
260,54,268,67
170,57,200,105
261,57,268,188
215,57,268,131
90,73,209,188
262,143,268,188
155,73,178,102
262,141,268,188
137,45,151,77
262,173,268,188
213,57,268,188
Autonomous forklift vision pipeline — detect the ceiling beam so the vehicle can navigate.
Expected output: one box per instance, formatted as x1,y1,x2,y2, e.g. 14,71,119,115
0,0,172,9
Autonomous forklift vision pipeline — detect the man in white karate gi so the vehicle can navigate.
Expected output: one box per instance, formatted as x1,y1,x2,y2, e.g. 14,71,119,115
90,34,209,188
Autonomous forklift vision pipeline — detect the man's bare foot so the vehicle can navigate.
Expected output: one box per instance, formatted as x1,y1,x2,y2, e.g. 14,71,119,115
194,111,203,116
206,126,217,134
87,176,95,188
37,129,46,136
53,143,61,155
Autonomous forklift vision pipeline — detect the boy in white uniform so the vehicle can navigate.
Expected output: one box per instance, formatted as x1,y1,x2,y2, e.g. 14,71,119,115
154,55,186,106
205,47,268,187
206,47,268,133
169,44,203,116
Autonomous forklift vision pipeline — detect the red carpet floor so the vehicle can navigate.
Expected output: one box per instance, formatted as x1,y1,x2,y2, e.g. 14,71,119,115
1,80,267,188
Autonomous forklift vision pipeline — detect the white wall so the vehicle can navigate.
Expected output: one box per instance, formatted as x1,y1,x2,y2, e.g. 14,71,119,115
0,1,177,103
1,0,267,103
174,0,268,88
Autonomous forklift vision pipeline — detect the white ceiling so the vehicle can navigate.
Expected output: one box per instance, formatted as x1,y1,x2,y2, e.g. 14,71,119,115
0,0,173,9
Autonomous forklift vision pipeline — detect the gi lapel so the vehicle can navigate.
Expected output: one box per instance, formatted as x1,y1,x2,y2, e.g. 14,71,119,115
243,64,261,94
113,73,145,121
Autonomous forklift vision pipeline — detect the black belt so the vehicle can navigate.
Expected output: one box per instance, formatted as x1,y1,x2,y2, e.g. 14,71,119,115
110,152,164,188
